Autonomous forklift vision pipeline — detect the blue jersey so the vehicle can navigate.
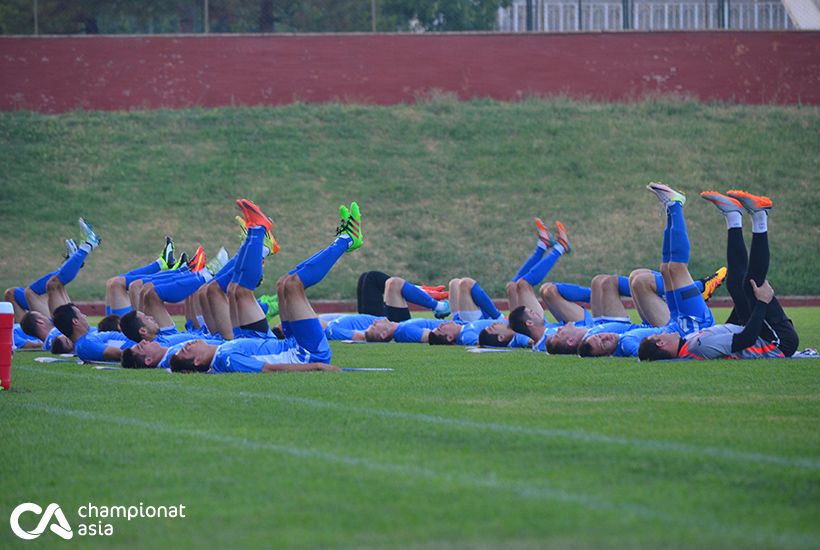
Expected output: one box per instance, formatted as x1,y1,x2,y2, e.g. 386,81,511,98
531,322,568,352
75,329,135,362
616,326,666,357
155,331,207,347
393,319,447,343
325,314,382,340
159,338,223,369
12,324,41,350
210,337,313,373
456,319,496,346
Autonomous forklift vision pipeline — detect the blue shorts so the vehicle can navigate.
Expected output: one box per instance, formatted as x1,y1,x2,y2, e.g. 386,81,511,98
13,287,28,310
666,284,714,336
290,318,331,364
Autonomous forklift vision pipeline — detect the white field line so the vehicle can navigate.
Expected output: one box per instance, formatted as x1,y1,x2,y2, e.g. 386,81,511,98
21,402,820,548
15,365,820,471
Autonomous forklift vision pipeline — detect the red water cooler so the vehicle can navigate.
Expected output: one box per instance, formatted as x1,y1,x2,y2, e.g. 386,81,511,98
0,301,13,390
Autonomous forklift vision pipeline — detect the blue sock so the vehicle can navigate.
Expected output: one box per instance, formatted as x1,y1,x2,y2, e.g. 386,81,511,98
113,305,132,316
694,279,704,293
289,236,351,289
28,270,57,296
662,209,672,263
401,281,438,310
512,244,546,282
105,305,112,315
233,227,265,290
282,320,293,339
653,271,665,295
617,276,631,297
470,282,500,319
214,254,238,293
667,203,690,263
55,247,89,285
153,272,206,302
124,260,162,279
554,283,591,303
522,247,563,286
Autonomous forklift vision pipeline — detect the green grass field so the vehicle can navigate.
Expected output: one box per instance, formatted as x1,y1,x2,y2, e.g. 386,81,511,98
1,308,818,548
1,98,819,300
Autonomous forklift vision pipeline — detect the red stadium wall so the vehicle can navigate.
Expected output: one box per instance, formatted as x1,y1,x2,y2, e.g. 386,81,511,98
1,32,819,113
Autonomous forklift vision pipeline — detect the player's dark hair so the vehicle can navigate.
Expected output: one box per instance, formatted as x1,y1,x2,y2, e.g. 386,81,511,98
19,312,40,337
119,311,144,342
170,353,209,373
52,303,78,338
428,331,454,346
51,337,73,355
508,306,529,336
638,338,673,361
97,314,121,332
478,329,505,348
546,335,575,355
577,340,593,357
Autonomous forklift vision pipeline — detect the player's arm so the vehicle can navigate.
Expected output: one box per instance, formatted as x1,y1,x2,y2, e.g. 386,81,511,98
261,363,340,373
731,280,773,352
102,346,124,361
20,340,43,349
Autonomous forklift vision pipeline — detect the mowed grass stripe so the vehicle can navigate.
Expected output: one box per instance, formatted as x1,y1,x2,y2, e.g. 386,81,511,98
20,402,819,549
16,364,820,471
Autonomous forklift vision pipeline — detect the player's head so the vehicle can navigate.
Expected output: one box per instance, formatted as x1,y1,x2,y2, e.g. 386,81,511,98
509,306,542,337
97,314,121,332
478,322,517,347
546,324,586,355
120,311,159,342
638,332,681,361
122,339,167,369
429,322,460,345
364,319,398,342
52,303,88,340
20,310,50,338
50,335,74,354
169,340,212,373
578,332,619,357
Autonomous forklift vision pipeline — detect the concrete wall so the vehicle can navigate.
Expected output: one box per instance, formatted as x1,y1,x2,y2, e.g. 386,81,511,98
1,32,819,113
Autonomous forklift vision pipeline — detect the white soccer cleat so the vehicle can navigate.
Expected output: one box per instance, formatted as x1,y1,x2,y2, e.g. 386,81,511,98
646,182,686,208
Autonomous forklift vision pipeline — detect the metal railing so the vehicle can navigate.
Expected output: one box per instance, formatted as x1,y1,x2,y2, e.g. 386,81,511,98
498,0,794,30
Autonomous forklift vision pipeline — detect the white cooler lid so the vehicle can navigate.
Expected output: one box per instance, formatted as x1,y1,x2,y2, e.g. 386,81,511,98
0,302,13,314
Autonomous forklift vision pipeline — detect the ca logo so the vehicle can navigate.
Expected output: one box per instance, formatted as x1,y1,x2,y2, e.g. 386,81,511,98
10,503,73,540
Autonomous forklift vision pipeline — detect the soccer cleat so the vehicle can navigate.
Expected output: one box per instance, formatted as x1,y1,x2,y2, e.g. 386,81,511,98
534,217,556,247
235,215,248,240
236,199,273,232
264,230,280,256
646,182,686,208
700,266,728,301
726,190,773,213
64,238,78,260
158,236,175,270
420,285,449,301
700,191,743,214
554,220,571,254
188,246,207,273
173,252,188,270
79,217,102,249
258,294,280,321
337,201,363,252
205,247,229,275
433,299,451,319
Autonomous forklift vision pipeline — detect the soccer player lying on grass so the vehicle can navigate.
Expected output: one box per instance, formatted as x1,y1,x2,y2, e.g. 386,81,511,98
323,274,452,342
4,219,98,323
15,218,103,354
639,189,799,360
577,266,727,357
356,270,448,316
167,202,362,374
428,277,531,347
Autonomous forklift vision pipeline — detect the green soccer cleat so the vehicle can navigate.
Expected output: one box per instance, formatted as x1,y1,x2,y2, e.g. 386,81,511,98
344,201,363,251
64,238,78,260
258,294,280,321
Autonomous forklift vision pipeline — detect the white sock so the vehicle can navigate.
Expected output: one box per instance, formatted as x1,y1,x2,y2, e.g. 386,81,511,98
752,210,768,233
725,211,743,229
457,309,482,323
200,271,213,283
536,240,548,251
196,315,206,329
80,242,93,253
553,243,566,255
262,246,271,258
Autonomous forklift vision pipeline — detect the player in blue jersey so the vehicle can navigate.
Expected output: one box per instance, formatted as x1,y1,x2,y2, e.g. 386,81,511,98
52,302,135,362
639,189,799,361
167,201,362,373
427,277,511,345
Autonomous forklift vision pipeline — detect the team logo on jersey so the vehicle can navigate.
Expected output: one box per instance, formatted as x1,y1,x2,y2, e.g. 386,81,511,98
10,502,74,540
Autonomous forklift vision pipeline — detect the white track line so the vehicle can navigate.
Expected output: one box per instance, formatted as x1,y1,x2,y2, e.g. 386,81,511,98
15,365,820,471
20,402,819,548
